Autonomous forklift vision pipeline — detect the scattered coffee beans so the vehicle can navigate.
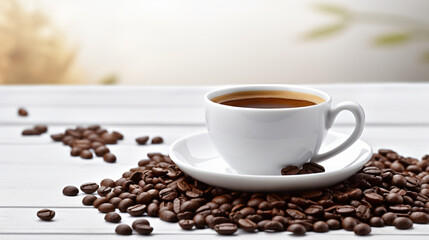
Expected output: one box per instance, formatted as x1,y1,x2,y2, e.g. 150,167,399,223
37,209,55,221
104,212,121,223
281,162,325,175
115,224,132,235
18,107,28,116
74,149,429,236
62,185,79,196
50,125,123,163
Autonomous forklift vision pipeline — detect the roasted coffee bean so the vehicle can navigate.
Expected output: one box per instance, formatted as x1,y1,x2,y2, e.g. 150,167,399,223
103,153,116,163
95,146,110,157
313,221,329,233
37,209,55,221
356,205,371,221
389,204,412,213
342,217,358,231
151,136,163,144
354,223,371,236
109,197,121,207
100,178,115,188
62,185,79,196
305,205,323,215
115,224,132,235
287,224,306,235
238,219,257,232
97,186,111,197
135,224,153,235
104,212,121,223
410,212,429,224
181,200,201,213
137,192,152,204
50,133,64,141
147,202,159,217
178,211,194,220
82,195,97,206
179,219,195,230
93,197,108,208
22,128,41,136
393,217,413,229
386,193,403,204
381,212,397,226
18,108,28,116
136,136,149,145
281,166,299,175
70,147,81,156
326,219,341,230
118,198,134,212
214,223,237,235
286,209,306,219
193,214,206,229
127,204,146,216
272,216,289,228
392,175,407,188
364,193,384,205
263,220,283,232
80,150,93,159
80,182,99,194
303,162,325,173
159,187,177,201
369,217,384,227
159,210,178,222
132,219,150,229
98,203,115,213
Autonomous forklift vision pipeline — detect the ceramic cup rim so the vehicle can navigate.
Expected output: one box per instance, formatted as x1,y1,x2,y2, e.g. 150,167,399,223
205,84,332,111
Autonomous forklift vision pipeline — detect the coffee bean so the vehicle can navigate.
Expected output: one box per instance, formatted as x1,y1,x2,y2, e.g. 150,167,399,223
70,147,81,156
127,204,146,216
159,210,178,222
286,209,306,219
95,146,110,157
18,108,28,116
369,217,384,227
80,150,93,159
22,128,41,136
326,219,341,230
104,212,121,223
97,186,111,197
393,217,413,229
281,166,299,175
354,223,371,236
159,187,177,201
37,209,55,221
82,195,97,206
381,212,397,226
115,224,132,235
93,197,108,208
410,212,429,224
179,219,195,230
98,203,115,213
151,136,163,144
238,218,257,232
303,162,325,173
392,175,407,187
364,193,384,204
385,193,403,204
62,185,79,196
103,153,116,163
118,198,134,212
80,182,99,194
342,217,358,231
263,220,283,232
51,133,64,141
214,223,237,235
135,224,153,235
313,221,329,232
305,205,323,215
136,136,149,145
287,224,306,235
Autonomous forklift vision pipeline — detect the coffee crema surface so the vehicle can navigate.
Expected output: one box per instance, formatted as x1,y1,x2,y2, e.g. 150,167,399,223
211,90,325,109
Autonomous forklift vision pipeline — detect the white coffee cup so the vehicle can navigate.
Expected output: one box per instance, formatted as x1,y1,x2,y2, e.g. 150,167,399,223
205,85,365,175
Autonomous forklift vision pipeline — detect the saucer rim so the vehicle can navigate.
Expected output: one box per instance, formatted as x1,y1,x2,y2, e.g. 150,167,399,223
169,130,373,180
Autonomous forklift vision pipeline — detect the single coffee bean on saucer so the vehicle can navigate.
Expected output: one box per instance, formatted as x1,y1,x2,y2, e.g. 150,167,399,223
37,209,55,221
62,185,79,196
115,224,132,235
151,136,164,144
281,166,299,175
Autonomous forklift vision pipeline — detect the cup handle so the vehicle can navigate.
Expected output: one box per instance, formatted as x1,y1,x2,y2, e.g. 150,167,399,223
312,101,365,163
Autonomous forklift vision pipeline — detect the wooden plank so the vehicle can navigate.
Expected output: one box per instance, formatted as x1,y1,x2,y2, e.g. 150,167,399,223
0,84,428,125
1,208,429,237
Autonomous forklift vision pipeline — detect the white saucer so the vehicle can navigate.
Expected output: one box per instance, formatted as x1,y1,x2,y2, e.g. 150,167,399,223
169,131,372,192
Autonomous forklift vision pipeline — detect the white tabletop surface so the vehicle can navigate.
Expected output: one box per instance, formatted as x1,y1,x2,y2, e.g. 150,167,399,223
1,83,429,239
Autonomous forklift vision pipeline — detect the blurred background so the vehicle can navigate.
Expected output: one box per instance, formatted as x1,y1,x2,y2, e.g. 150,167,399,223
1,0,428,85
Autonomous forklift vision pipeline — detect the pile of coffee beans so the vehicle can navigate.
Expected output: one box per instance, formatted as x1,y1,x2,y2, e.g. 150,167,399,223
50,125,122,163
22,125,48,136
18,107,28,117
281,162,325,175
135,136,164,145
72,149,429,236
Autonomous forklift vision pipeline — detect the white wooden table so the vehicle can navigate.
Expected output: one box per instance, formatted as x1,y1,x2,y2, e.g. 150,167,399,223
1,84,429,240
